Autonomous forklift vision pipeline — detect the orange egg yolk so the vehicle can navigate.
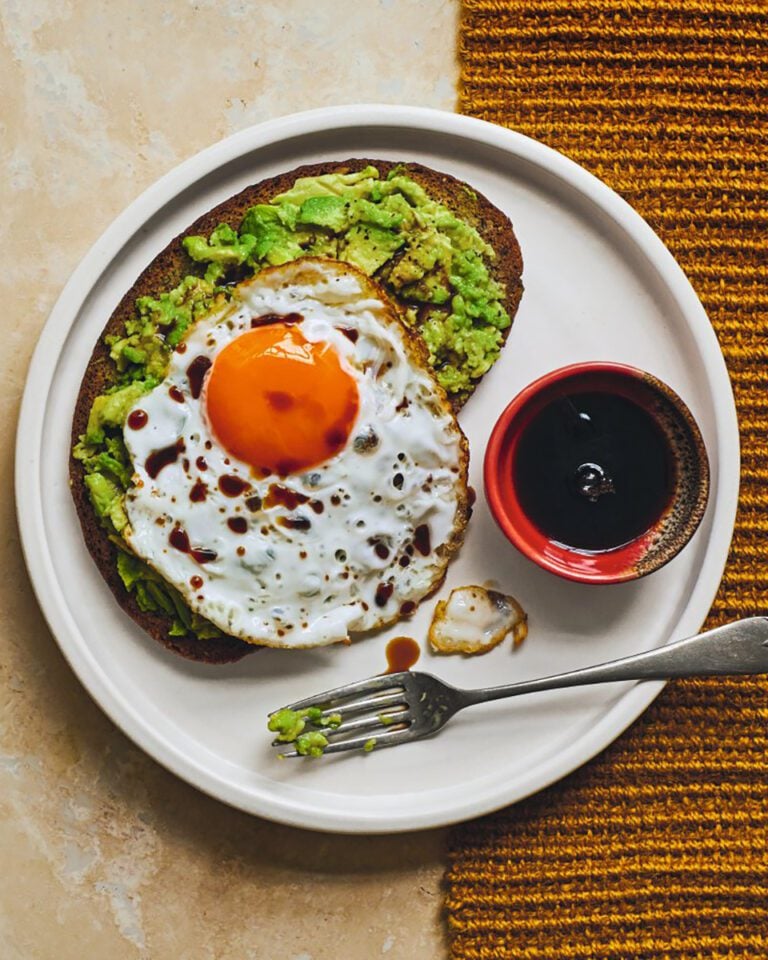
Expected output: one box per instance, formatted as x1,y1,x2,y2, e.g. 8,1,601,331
205,323,359,476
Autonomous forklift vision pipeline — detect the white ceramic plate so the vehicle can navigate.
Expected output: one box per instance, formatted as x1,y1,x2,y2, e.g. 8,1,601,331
16,106,739,833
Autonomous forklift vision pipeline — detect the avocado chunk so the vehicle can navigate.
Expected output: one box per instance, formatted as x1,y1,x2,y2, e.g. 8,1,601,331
267,706,342,757
134,274,225,350
272,165,380,204
295,731,329,758
73,433,131,487
84,381,151,444
84,473,127,530
269,708,310,742
400,275,451,305
115,549,223,639
183,223,257,266
387,228,452,288
340,224,405,275
238,205,306,264
349,197,407,231
297,195,350,233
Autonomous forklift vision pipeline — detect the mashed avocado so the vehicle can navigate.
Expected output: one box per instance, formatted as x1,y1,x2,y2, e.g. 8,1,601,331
184,165,511,395
75,165,510,641
268,707,342,757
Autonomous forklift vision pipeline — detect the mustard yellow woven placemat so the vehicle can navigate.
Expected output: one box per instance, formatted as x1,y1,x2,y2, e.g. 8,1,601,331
447,3,768,957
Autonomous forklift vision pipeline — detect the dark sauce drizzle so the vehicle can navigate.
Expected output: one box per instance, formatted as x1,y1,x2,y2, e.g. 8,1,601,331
250,312,304,328
169,526,217,564
187,356,212,399
146,439,185,479
264,484,309,510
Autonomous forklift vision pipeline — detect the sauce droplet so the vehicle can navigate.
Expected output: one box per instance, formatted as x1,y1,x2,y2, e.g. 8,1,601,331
277,515,311,531
413,524,431,557
192,547,217,564
275,459,300,477
265,390,294,411
369,538,390,560
218,474,250,497
227,516,247,533
189,480,207,502
385,636,420,674
325,427,347,448
375,582,394,607
169,526,190,553
127,409,148,430
187,355,212,399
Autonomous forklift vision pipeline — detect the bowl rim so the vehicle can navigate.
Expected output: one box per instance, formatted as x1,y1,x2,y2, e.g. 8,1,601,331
483,361,711,584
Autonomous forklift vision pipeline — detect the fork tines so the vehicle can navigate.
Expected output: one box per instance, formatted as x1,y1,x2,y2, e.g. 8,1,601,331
271,671,413,757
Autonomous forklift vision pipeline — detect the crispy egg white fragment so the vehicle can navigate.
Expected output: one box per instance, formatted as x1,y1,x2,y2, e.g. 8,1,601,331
428,586,527,655
122,259,469,649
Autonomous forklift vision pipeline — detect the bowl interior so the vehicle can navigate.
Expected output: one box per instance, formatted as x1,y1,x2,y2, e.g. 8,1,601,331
483,363,710,584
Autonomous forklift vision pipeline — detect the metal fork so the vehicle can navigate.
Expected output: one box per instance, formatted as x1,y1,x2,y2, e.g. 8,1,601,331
270,617,768,757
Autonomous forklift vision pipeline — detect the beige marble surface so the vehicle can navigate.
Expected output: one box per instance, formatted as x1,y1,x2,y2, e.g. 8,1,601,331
1,2,459,956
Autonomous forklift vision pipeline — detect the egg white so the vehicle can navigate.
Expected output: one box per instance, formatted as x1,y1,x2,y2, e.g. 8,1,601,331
122,260,468,648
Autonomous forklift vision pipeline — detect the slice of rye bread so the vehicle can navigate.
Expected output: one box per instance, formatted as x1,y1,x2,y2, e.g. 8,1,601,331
70,159,524,664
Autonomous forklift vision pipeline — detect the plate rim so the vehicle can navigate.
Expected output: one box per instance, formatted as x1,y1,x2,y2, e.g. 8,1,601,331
15,104,740,833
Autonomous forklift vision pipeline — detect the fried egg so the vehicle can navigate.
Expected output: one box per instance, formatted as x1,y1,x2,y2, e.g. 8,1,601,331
122,259,469,648
428,586,527,655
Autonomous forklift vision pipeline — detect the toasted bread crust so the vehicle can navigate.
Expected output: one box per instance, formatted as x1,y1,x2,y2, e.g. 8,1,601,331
70,159,522,663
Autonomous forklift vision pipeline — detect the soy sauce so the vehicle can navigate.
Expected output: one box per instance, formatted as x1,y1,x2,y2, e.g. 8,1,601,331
513,391,672,552
384,636,420,674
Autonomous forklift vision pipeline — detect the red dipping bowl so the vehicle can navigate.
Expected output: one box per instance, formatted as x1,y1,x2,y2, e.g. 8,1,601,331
484,362,710,584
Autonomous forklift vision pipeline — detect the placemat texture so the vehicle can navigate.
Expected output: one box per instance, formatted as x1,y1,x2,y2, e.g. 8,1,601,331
448,2,768,957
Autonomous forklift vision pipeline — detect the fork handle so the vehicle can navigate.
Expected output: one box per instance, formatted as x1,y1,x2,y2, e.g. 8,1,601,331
462,618,768,706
